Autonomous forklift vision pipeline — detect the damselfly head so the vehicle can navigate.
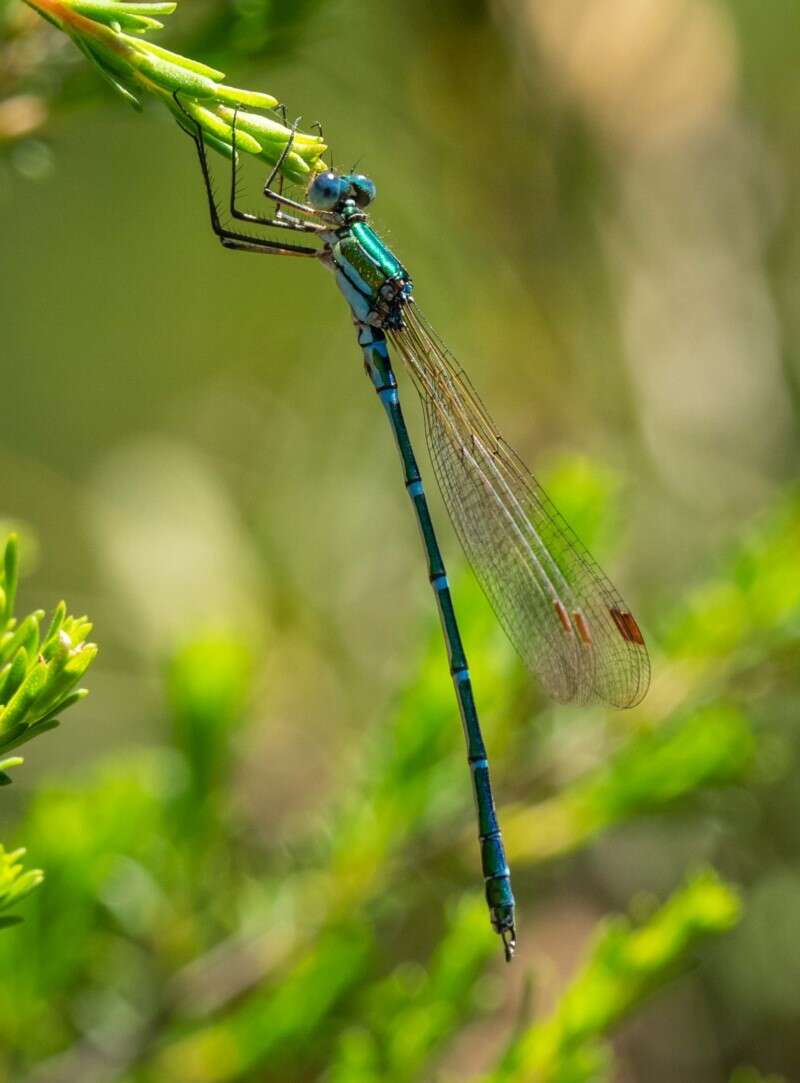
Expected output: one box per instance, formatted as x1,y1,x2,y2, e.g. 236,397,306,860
308,170,377,212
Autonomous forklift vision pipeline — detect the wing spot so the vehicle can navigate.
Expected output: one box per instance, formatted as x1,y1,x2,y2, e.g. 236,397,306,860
573,609,593,646
554,599,573,635
609,607,645,646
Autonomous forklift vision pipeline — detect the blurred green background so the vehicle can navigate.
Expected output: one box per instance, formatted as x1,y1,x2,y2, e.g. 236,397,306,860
1,0,800,1080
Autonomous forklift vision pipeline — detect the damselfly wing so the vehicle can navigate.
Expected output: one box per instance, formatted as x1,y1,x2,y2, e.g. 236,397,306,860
390,307,650,709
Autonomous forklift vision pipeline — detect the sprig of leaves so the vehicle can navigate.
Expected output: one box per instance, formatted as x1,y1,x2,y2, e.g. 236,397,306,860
0,534,97,758
0,533,97,926
22,0,328,182
0,845,43,929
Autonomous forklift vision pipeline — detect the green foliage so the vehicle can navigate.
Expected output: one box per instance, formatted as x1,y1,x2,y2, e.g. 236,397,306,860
0,845,43,927
21,0,327,179
0,532,96,926
0,459,794,1078
6,472,796,1079
0,533,97,758
327,897,496,1083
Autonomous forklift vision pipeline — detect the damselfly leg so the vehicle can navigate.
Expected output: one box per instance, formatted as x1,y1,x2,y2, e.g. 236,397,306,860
174,93,320,258
228,110,326,235
275,104,289,199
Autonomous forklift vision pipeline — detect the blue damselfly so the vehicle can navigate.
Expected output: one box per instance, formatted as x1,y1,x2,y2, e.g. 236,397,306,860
176,104,651,960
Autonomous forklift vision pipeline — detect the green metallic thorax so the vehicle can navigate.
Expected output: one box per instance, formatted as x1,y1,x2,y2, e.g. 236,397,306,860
333,221,408,288
325,206,413,331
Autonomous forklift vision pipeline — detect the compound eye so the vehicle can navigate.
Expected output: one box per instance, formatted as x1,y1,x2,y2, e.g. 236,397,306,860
308,171,346,210
348,173,376,207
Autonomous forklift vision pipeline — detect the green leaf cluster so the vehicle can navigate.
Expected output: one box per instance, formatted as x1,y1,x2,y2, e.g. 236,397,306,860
23,0,328,181
0,533,96,926
0,534,96,758
0,844,43,927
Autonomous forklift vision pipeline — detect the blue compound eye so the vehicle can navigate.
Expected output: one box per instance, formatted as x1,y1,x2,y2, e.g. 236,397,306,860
308,171,346,210
347,173,377,208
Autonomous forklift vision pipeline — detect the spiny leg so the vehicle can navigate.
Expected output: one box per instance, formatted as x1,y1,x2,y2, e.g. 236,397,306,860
314,122,334,174
260,115,305,216
174,94,319,258
237,109,339,226
275,105,289,199
274,106,316,201
227,109,325,235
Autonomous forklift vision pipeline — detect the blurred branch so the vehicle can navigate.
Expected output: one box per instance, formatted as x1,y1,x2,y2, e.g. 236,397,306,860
489,870,741,1083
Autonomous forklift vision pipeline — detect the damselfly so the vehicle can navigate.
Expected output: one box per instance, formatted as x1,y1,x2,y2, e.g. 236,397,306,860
176,103,651,960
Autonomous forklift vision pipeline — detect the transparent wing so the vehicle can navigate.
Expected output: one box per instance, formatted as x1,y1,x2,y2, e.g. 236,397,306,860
389,306,651,708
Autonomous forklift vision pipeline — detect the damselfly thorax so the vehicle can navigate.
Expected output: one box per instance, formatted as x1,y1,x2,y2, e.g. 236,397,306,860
320,209,414,331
